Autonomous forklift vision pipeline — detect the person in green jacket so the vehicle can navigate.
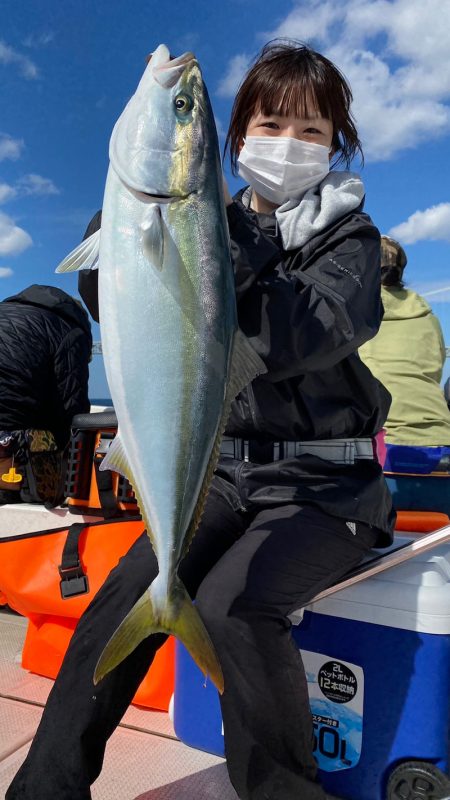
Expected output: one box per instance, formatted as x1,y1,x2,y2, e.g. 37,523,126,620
359,235,450,514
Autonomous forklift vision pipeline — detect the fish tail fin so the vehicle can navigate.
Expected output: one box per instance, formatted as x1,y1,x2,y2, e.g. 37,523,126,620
93,576,224,694
169,577,224,694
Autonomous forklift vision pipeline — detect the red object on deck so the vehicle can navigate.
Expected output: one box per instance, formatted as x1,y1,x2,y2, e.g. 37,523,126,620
394,509,450,533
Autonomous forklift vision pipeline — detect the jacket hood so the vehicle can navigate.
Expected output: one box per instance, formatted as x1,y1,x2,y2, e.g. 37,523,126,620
275,170,365,250
2,284,92,338
381,286,432,321
236,171,366,251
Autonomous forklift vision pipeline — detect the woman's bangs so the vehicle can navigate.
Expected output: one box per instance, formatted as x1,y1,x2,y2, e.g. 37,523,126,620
258,73,332,122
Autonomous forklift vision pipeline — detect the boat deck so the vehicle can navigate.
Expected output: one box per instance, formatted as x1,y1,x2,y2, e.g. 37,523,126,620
0,608,237,799
0,502,238,799
2,502,450,799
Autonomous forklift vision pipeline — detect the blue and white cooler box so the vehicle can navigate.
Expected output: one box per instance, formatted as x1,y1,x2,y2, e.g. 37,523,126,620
173,539,450,800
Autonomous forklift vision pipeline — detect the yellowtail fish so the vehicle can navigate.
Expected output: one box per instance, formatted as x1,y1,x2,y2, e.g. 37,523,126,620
56,44,266,692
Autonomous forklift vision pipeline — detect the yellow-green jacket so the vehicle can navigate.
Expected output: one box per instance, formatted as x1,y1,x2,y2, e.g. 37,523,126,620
359,286,450,445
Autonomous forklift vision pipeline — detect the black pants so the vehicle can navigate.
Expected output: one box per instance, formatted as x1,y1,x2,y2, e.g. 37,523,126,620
7,474,377,800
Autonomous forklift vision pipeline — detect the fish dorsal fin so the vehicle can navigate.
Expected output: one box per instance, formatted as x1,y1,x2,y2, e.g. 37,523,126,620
141,204,164,270
99,433,130,479
180,330,266,559
55,229,100,273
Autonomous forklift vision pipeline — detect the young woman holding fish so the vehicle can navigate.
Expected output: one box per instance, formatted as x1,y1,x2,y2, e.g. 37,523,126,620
7,41,394,800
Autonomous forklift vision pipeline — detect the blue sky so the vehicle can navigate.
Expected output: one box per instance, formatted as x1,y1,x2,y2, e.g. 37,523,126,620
1,0,449,398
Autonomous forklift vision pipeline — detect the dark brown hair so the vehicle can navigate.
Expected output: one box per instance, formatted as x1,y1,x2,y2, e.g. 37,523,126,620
225,40,363,174
380,266,405,288
380,235,407,288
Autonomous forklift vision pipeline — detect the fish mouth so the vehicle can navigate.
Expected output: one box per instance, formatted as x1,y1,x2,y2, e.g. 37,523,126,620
127,185,184,204
116,172,187,204
152,49,195,89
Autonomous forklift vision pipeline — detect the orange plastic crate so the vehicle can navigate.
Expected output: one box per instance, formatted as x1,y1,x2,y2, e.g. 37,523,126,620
394,509,450,533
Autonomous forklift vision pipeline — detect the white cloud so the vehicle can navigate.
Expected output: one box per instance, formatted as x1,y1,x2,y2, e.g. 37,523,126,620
326,44,450,160
0,40,39,79
389,203,450,244
0,133,24,162
411,280,450,303
0,212,33,256
217,54,251,97
264,0,342,43
0,183,17,204
0,173,59,204
0,267,13,278
23,32,54,48
220,0,450,162
420,283,450,300
16,174,60,197
214,115,227,142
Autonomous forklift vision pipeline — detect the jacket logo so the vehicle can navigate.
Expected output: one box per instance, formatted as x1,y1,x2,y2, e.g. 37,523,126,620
329,257,362,288
346,521,357,535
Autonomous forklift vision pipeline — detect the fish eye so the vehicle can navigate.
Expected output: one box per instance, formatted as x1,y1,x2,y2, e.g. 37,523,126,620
174,94,193,115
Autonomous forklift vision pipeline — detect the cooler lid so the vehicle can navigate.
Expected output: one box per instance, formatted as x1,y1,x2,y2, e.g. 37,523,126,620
298,539,450,634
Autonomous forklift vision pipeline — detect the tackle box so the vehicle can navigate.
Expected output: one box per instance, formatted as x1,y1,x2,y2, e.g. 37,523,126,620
64,410,139,517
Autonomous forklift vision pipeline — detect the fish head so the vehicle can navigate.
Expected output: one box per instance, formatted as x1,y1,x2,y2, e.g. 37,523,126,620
109,44,218,201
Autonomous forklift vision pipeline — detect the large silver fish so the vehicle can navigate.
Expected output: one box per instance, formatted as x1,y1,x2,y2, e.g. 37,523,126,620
56,44,265,693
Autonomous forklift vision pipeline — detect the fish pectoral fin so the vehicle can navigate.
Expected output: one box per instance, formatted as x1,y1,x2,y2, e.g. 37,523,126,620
99,433,130,480
141,204,164,270
94,577,224,694
228,328,267,399
55,229,100,273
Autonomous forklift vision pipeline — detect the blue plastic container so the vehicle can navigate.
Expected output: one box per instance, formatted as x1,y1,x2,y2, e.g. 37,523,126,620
173,541,450,800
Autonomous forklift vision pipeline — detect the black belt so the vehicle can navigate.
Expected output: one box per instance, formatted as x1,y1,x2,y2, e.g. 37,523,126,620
220,436,375,466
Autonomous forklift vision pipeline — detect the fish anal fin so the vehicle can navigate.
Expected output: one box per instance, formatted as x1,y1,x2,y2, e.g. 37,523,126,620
94,576,224,694
55,229,100,273
100,438,159,560
99,434,130,480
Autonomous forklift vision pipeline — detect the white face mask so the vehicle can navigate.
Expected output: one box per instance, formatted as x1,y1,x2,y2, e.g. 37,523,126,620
238,136,331,206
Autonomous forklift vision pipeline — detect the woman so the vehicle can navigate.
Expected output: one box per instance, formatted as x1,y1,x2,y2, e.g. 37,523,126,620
359,235,450,515
7,41,394,800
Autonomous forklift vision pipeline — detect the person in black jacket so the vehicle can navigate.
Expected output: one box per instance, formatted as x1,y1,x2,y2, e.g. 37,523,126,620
0,284,92,505
78,211,101,322
7,42,394,800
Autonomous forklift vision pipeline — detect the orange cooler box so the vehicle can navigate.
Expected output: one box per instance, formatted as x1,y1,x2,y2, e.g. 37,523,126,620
0,518,174,711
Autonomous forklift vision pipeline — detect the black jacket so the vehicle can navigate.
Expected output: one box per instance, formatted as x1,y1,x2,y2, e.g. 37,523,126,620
78,211,102,322
226,191,389,441
0,284,92,448
78,194,394,541
221,191,394,542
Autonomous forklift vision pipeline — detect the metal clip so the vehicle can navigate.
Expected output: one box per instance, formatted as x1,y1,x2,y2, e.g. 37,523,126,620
58,563,89,599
